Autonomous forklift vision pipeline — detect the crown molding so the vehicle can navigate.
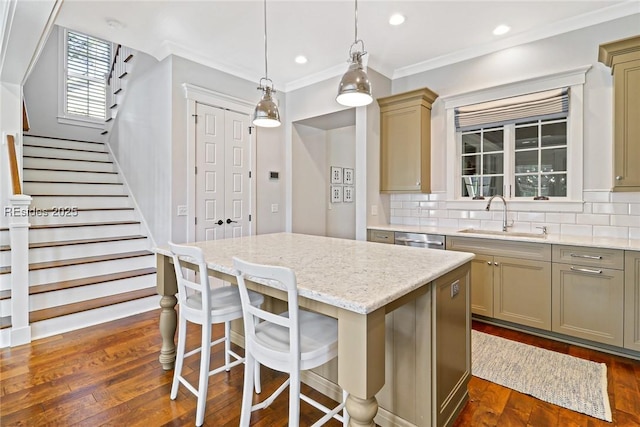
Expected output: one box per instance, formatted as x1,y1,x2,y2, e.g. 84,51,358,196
393,1,640,80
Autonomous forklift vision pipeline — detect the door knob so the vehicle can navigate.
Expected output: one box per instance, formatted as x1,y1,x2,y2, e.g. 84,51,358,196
216,220,224,225
226,218,238,224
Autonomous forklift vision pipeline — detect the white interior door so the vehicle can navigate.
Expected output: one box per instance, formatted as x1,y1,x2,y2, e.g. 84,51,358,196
196,103,251,241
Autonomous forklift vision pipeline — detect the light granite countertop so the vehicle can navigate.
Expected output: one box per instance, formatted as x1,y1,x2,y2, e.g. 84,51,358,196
368,224,640,251
155,232,474,315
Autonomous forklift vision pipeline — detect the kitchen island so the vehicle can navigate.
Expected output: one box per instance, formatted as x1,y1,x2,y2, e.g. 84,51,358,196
155,233,474,427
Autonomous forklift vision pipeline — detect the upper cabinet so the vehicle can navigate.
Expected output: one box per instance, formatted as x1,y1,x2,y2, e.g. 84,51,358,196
599,35,640,192
378,88,438,193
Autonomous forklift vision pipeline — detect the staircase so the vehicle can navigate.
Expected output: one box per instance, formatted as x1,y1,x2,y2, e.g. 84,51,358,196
0,135,158,343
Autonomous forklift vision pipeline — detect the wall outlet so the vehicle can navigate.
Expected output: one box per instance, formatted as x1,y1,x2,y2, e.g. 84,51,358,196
451,280,460,298
177,205,188,216
371,204,378,216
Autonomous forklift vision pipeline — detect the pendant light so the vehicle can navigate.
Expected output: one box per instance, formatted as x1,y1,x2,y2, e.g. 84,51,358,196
253,0,281,128
336,0,372,107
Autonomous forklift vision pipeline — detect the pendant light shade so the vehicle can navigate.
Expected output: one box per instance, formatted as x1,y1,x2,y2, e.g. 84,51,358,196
336,0,372,107
253,85,280,127
254,0,281,128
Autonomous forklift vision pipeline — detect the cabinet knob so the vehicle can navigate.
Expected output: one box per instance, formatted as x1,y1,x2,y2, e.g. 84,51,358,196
487,261,492,265
616,175,623,181
494,262,499,266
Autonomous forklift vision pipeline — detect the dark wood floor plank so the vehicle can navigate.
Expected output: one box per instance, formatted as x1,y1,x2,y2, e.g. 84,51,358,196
2,312,639,426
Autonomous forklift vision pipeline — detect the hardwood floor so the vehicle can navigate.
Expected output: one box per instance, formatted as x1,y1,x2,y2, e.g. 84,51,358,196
1,310,639,426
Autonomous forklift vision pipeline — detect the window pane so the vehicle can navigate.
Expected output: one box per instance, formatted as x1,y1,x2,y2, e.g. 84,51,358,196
541,122,566,147
484,130,503,152
483,176,503,197
515,125,538,150
542,174,567,197
483,153,503,174
462,176,482,198
462,133,481,154
462,155,480,175
515,150,538,173
515,175,538,197
541,148,567,172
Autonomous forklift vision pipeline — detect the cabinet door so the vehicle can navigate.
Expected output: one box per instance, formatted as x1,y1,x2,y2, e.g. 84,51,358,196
380,104,427,192
552,264,624,346
624,251,640,351
493,257,552,330
470,254,494,317
613,59,640,191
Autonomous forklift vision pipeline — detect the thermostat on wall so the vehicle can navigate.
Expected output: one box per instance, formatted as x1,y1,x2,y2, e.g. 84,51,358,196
269,171,279,180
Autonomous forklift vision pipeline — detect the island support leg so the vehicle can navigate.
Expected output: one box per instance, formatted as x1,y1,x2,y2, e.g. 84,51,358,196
338,307,386,427
156,253,178,370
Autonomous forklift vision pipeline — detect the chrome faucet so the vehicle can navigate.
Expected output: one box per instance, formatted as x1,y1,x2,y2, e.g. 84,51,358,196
485,195,511,232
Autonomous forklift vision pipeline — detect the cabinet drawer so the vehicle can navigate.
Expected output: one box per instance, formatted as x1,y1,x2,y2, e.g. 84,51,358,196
368,229,395,244
552,245,624,270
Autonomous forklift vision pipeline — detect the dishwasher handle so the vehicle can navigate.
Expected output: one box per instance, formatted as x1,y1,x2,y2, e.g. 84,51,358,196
395,237,444,246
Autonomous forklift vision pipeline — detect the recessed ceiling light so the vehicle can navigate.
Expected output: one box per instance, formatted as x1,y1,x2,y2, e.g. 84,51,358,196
389,14,405,26
493,24,511,36
106,18,124,29
294,55,308,64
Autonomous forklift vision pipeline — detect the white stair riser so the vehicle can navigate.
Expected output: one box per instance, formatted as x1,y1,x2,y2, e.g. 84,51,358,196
0,255,156,287
23,157,116,173
23,137,106,153
30,295,159,342
28,209,137,226
29,275,155,311
0,298,9,318
0,230,7,247
0,328,9,348
28,223,142,243
23,146,110,162
24,169,121,184
24,182,126,196
30,195,132,209
0,238,149,265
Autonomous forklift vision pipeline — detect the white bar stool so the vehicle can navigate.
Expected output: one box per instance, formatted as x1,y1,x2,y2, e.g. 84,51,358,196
233,257,348,427
168,243,264,426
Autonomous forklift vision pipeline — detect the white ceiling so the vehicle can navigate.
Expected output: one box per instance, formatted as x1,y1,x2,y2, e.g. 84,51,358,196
55,0,638,92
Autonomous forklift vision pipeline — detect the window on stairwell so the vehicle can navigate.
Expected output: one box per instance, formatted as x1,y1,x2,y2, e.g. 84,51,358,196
59,28,112,127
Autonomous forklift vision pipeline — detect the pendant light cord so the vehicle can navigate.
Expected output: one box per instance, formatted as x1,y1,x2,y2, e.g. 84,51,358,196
263,0,269,84
354,0,358,44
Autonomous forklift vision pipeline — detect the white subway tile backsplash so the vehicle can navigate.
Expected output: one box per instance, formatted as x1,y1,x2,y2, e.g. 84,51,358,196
611,215,640,227
388,192,640,241
611,192,640,203
593,225,629,239
592,203,628,215
583,191,611,203
576,214,609,225
561,224,593,237
517,212,545,222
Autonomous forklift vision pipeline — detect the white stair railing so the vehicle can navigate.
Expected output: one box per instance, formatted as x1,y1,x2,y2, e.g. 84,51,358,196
5,134,32,346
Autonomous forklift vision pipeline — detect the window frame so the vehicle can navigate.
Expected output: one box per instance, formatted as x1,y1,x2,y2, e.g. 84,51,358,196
58,28,112,129
443,66,590,212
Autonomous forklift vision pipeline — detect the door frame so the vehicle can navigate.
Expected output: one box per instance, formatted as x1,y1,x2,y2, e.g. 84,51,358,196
183,83,257,242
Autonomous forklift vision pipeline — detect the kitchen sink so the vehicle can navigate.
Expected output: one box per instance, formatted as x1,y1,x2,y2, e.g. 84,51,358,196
457,229,547,239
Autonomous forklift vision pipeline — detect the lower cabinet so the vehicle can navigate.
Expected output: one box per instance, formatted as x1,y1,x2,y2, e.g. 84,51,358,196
552,245,625,347
447,237,552,331
624,251,640,351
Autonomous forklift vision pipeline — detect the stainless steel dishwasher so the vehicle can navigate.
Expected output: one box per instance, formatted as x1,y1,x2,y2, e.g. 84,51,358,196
394,231,445,249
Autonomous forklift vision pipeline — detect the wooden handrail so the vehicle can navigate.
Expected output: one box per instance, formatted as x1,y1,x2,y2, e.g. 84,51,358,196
6,134,22,195
22,100,29,132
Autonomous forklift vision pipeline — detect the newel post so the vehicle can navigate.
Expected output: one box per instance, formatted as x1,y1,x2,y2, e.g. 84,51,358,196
9,194,32,346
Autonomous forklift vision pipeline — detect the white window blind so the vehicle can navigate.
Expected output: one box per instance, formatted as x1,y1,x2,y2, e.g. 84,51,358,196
455,88,569,131
65,31,111,120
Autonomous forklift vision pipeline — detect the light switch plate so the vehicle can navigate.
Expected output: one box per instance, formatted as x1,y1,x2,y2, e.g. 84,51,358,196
177,205,187,216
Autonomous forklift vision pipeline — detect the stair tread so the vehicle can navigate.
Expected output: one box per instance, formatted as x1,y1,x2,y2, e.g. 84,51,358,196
29,287,158,324
0,250,153,274
24,181,123,185
1,235,147,252
0,316,10,329
23,143,107,154
25,135,106,146
24,155,113,164
30,267,156,295
24,167,118,174
30,194,129,197
29,220,140,230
